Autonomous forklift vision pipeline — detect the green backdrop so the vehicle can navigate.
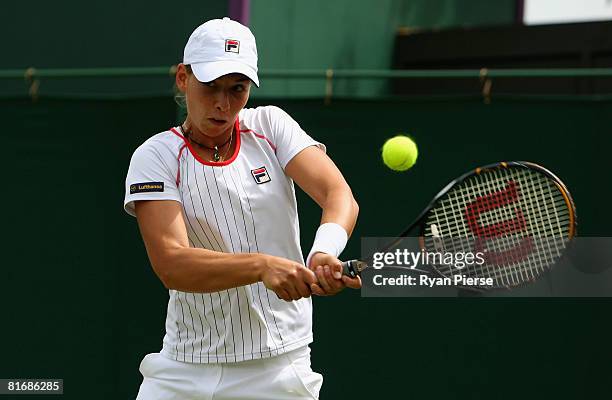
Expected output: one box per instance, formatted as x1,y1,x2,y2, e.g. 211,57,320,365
1,0,515,99
251,0,516,98
0,0,227,98
0,94,609,399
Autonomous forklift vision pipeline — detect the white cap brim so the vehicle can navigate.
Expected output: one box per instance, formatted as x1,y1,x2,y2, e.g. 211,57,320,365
191,60,260,87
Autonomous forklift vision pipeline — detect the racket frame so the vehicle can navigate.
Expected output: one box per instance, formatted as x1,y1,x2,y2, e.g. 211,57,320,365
342,161,577,289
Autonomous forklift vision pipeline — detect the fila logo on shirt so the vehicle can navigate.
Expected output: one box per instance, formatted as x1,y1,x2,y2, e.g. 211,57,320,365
251,166,271,184
225,39,240,53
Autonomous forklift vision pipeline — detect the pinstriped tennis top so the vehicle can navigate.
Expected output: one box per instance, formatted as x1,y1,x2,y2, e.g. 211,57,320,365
124,106,324,363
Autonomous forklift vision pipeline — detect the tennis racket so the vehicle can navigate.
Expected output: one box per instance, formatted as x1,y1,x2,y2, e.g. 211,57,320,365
342,161,577,290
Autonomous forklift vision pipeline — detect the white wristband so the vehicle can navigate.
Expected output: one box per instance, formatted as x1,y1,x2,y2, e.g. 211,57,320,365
306,222,348,267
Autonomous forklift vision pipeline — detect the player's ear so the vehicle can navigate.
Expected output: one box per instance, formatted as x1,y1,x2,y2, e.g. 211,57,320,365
175,63,190,92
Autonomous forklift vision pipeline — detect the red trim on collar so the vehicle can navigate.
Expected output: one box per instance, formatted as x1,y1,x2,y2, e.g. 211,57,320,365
175,144,187,186
170,119,241,167
239,129,277,152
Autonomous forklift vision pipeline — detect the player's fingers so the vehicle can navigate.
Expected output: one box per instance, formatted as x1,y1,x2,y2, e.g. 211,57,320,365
275,288,292,302
342,275,362,289
310,283,328,296
324,265,345,291
316,265,333,293
329,261,343,280
283,284,302,301
300,265,318,285
296,281,312,299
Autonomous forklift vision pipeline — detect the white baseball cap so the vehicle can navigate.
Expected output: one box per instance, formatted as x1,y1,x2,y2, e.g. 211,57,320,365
183,17,259,87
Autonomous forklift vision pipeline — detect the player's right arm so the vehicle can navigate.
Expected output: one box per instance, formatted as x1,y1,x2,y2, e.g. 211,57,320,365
134,199,316,301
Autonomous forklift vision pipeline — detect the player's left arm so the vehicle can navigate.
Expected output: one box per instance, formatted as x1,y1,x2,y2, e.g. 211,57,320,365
285,146,361,295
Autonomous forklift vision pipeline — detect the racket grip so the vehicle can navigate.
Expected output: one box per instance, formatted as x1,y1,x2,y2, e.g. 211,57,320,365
341,260,361,278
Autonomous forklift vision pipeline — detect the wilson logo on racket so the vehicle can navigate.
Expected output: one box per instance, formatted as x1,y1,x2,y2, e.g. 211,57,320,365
340,161,577,291
225,39,240,53
464,180,533,265
251,166,271,184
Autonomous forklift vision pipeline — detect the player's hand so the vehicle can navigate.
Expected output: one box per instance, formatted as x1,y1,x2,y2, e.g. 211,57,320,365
308,252,362,296
260,255,317,302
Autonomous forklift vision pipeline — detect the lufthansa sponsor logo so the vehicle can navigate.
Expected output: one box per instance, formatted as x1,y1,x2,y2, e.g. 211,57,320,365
130,182,164,194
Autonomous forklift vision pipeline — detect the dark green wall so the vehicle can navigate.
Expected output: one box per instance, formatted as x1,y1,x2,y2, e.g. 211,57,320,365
0,97,176,399
2,1,515,98
0,95,609,399
251,0,516,98
2,0,513,70
1,1,227,68
399,0,516,29
1,1,227,97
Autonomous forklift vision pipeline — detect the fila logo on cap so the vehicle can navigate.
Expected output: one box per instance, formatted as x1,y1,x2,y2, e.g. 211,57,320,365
225,39,240,53
251,166,271,184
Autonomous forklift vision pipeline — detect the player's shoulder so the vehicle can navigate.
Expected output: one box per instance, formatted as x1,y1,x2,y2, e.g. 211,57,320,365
130,128,185,163
240,105,294,128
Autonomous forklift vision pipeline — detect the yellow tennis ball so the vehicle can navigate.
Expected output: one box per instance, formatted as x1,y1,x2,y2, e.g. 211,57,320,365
381,135,418,171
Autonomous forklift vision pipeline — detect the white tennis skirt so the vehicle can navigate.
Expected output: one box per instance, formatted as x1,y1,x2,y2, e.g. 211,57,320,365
136,346,323,400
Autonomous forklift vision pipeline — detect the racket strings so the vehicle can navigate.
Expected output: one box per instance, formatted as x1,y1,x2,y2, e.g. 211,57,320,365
469,171,517,285
422,167,572,288
462,170,529,286
452,169,567,285
474,168,543,285
444,170,568,286
431,174,569,233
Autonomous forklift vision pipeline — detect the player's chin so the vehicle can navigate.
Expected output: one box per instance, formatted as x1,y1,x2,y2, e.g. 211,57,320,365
202,120,230,135
202,123,227,137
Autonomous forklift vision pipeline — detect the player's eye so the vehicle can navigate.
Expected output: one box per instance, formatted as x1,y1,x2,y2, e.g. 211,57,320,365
233,84,245,92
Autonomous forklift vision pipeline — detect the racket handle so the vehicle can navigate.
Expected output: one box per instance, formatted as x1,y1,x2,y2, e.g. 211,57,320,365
341,260,364,278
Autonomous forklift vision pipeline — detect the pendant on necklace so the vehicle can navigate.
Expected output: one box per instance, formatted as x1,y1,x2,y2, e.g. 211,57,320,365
213,146,221,162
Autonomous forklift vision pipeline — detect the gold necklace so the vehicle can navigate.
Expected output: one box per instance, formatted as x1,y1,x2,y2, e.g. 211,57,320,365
219,131,233,161
182,126,233,162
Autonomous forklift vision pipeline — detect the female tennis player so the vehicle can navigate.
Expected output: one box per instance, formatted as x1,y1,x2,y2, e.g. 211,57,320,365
124,17,360,399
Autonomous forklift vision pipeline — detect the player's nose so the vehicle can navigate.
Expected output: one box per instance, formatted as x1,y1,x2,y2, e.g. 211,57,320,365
214,91,230,112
